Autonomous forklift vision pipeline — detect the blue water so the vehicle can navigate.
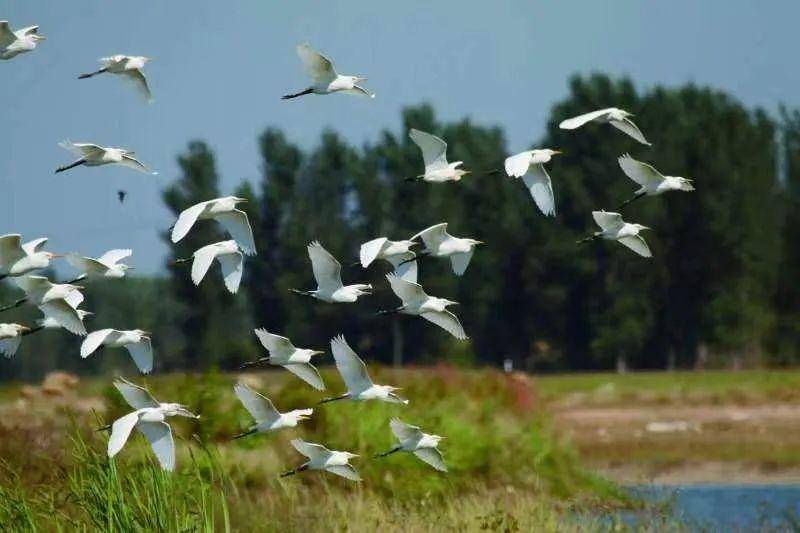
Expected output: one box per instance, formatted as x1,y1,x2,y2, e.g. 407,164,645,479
624,485,800,530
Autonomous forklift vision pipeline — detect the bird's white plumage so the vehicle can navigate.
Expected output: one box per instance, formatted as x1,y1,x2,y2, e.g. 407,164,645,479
81,329,153,373
559,107,650,145
254,329,295,356
386,274,467,340
38,300,88,336
297,43,337,84
138,421,175,471
252,329,325,390
413,447,447,472
98,249,133,266
558,108,618,129
390,418,423,442
592,211,625,232
309,241,343,292
234,382,280,425
283,364,325,391
409,129,449,173
108,411,140,458
590,211,653,258
330,335,373,394
114,377,160,410
170,198,256,256
291,438,331,461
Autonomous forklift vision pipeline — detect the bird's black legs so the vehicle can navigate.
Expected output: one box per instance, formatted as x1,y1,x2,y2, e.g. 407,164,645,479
171,257,192,266
317,393,350,405
55,159,87,174
374,446,401,459
281,88,314,100
398,251,427,266
237,357,271,370
96,423,112,432
280,463,309,478
232,428,257,440
78,68,108,79
0,298,28,314
289,288,313,297
576,234,600,245
376,306,404,316
64,274,87,284
20,326,43,337
617,192,646,211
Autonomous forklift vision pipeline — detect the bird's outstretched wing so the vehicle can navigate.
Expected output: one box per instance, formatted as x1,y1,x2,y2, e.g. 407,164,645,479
125,337,153,374
283,363,325,391
190,243,218,287
421,310,467,340
409,129,449,172
618,154,662,188
17,26,40,36
119,154,156,175
341,85,375,98
114,377,159,410
610,118,651,146
39,300,87,336
63,289,84,309
59,141,106,159
0,234,24,266
359,238,387,268
592,211,625,232
97,249,133,267
521,164,556,217
121,69,153,103
449,251,474,277
13,275,51,296
253,329,296,357
216,210,256,256
291,438,331,461
386,273,427,307
66,253,108,275
386,253,418,283
308,241,343,292
504,151,532,178
390,418,423,443
234,382,280,424
296,43,337,84
558,108,615,129
326,464,361,481
138,421,175,471
217,251,243,294
108,411,140,458
330,335,373,393
414,447,447,472
81,329,118,357
618,235,652,258
171,202,208,244
21,238,48,255
411,223,449,251
0,337,22,358
0,22,17,48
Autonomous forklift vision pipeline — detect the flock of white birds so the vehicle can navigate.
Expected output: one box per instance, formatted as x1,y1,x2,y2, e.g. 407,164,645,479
1,24,695,479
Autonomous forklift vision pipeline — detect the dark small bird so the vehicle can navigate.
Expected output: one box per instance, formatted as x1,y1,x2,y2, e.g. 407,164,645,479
117,190,127,204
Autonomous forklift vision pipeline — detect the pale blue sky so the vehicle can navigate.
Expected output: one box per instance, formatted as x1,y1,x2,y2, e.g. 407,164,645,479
2,1,797,273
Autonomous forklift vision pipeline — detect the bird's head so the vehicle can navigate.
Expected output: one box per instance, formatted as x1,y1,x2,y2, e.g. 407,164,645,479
431,434,446,445
295,409,314,422
634,224,651,232
233,197,249,204
142,57,154,63
32,34,46,42
65,283,83,291
467,238,484,247
78,310,94,320
14,324,31,334
351,76,367,84
344,452,360,460
454,169,471,180
309,349,325,358
134,329,152,337
354,284,372,295
442,299,459,307
546,149,563,157
165,403,200,419
677,177,695,191
118,264,134,272
45,252,63,261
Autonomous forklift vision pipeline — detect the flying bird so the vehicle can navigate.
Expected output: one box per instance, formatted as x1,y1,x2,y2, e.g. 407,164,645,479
617,154,694,209
240,329,325,391
409,223,482,276
66,249,133,279
375,418,447,472
0,323,32,358
33,309,93,335
56,141,157,175
0,235,61,280
579,211,653,258
380,274,467,340
170,197,256,256
503,149,562,216
282,43,374,99
12,276,87,335
319,335,408,405
117,190,127,204
359,237,418,282
232,382,313,439
281,439,361,481
80,329,154,373
174,240,243,294
291,242,371,303
78,55,153,102
107,377,199,471
559,107,651,146
0,21,45,60
408,129,470,183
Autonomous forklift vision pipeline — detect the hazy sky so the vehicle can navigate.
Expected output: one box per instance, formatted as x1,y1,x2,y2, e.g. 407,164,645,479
2,1,798,273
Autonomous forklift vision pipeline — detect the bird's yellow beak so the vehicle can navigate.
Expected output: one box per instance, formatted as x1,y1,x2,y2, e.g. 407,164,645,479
552,150,563,155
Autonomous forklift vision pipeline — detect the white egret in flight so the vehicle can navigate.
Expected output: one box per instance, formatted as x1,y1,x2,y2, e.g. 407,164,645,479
232,382,313,439
282,43,374,100
380,274,467,340
66,249,133,279
0,235,61,280
78,55,153,102
0,21,45,60
319,335,408,405
375,418,447,472
409,223,482,276
579,211,652,258
81,329,154,374
559,107,651,146
34,309,93,334
408,129,470,183
107,377,199,472
617,154,694,209
240,329,325,391
170,197,256,256
173,240,243,294
504,149,562,216
359,237,418,282
281,439,361,481
291,242,371,303
12,276,87,335
56,141,157,175
0,323,32,358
